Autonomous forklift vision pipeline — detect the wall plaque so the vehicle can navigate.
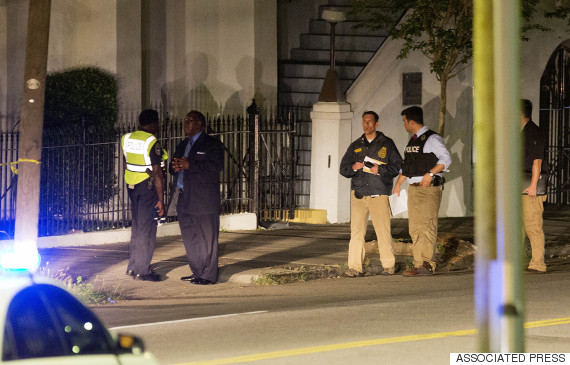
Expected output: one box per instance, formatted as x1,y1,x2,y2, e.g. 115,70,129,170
402,72,422,105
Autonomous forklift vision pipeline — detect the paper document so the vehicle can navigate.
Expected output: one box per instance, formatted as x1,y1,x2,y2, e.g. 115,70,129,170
363,155,387,174
389,189,408,216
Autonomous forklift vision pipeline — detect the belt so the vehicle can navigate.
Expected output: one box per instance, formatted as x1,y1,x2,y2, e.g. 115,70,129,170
354,192,381,199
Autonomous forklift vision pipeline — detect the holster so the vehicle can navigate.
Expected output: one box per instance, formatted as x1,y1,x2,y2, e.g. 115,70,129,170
433,175,445,187
146,168,154,189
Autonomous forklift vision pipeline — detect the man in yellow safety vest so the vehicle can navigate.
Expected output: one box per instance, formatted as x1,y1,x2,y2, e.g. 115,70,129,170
121,109,164,281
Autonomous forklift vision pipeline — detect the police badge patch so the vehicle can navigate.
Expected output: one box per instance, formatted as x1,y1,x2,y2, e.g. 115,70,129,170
354,148,362,153
378,147,387,159
421,135,426,141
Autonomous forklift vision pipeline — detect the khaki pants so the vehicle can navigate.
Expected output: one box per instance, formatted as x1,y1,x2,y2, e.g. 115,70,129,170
348,191,395,272
522,195,547,271
408,185,442,270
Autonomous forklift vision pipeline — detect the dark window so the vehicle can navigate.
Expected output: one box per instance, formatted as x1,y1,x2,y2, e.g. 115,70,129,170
3,286,65,360
402,72,422,106
3,284,115,361
44,285,115,355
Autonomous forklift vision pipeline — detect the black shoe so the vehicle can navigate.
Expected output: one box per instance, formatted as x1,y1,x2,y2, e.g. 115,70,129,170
526,268,546,274
126,269,135,277
134,272,161,281
190,277,215,285
181,274,198,281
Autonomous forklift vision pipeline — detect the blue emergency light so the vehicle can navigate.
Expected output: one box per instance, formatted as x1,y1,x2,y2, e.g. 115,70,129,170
0,247,41,272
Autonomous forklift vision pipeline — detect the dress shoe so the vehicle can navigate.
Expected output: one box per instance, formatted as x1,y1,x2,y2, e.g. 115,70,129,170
526,268,546,274
134,272,161,281
343,269,363,278
125,269,135,277
189,277,215,285
402,267,420,277
403,262,433,277
417,261,434,275
181,274,198,281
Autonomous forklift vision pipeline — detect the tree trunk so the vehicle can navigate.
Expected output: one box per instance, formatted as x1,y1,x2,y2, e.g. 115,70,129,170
438,77,447,135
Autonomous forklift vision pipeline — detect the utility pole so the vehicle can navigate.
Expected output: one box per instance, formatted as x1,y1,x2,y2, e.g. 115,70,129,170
474,0,524,352
14,0,51,259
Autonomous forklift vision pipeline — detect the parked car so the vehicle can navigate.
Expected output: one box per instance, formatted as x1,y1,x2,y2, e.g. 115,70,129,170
0,273,158,364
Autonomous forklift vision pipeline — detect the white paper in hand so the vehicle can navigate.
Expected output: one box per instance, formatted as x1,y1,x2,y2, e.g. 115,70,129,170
389,189,408,216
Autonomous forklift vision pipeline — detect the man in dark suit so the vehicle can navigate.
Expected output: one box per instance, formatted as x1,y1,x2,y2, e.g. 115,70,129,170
171,110,224,285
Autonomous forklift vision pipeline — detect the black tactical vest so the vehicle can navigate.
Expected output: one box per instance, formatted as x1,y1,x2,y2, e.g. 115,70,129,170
401,129,439,177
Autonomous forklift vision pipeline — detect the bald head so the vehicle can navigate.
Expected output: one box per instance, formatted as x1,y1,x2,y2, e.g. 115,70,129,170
184,110,205,137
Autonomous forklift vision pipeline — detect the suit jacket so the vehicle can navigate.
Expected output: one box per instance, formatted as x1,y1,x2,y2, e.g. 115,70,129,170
170,132,224,215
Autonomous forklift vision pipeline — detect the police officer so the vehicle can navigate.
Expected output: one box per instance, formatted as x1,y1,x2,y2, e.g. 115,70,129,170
393,106,451,277
521,99,547,273
340,111,403,277
121,109,164,281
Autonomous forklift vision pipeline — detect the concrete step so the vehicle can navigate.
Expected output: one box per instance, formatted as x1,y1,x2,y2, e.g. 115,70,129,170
280,77,353,94
289,48,375,64
308,19,387,37
300,33,384,51
280,62,363,79
317,4,383,22
279,91,320,107
327,0,354,6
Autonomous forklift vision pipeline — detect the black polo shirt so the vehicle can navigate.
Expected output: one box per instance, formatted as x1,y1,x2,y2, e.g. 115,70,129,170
522,120,546,173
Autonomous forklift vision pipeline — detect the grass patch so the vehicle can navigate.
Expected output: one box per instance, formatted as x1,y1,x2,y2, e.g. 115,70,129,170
36,265,124,305
254,265,343,285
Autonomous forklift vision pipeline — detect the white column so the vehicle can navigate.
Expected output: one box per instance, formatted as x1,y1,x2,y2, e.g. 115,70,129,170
310,102,353,223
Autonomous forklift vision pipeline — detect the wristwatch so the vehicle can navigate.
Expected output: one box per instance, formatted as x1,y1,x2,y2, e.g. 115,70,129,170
429,172,434,177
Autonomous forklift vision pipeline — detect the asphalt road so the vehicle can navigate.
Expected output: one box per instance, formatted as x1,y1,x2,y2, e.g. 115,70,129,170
93,259,570,365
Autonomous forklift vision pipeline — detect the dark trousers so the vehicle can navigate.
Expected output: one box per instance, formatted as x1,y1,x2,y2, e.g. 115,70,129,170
177,199,219,283
127,182,157,275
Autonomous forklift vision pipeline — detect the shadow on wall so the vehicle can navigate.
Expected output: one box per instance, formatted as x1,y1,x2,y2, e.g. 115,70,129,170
423,86,473,217
160,52,233,118
224,56,276,116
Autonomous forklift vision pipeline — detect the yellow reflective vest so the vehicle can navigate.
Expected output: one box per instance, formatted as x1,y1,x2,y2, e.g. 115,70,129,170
121,130,158,185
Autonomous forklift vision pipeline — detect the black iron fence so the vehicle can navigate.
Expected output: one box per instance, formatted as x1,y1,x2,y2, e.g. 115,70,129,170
0,106,298,238
540,45,570,206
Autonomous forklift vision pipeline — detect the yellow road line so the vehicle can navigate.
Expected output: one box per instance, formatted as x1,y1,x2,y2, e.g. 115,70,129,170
177,317,570,365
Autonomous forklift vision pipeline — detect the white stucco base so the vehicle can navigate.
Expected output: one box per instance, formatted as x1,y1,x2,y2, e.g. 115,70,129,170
2,213,258,248
309,102,353,223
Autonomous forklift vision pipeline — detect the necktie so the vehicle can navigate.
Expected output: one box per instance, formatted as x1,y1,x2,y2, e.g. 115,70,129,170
177,138,194,189
413,134,417,141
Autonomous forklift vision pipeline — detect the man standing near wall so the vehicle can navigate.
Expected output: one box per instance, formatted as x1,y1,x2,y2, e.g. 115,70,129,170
340,111,403,277
521,99,548,273
171,110,224,285
121,109,164,282
393,106,451,277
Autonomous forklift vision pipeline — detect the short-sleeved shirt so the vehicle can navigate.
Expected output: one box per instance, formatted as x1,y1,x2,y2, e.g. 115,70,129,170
150,141,162,166
522,120,546,173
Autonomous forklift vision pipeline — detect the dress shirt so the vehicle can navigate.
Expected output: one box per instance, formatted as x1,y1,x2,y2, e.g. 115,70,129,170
177,131,202,189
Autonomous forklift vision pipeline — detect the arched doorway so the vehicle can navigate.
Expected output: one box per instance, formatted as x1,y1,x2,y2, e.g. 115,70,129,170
539,43,570,206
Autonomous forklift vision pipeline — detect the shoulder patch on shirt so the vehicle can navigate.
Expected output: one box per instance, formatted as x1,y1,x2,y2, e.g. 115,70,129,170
378,147,387,159
421,135,426,141
154,144,162,156
354,148,362,153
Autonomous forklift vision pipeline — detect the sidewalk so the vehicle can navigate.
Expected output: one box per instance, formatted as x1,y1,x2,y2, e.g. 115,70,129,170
37,207,570,301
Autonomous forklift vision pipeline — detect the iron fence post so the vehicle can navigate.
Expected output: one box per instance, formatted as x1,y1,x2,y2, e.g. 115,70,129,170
288,108,296,220
247,100,260,221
